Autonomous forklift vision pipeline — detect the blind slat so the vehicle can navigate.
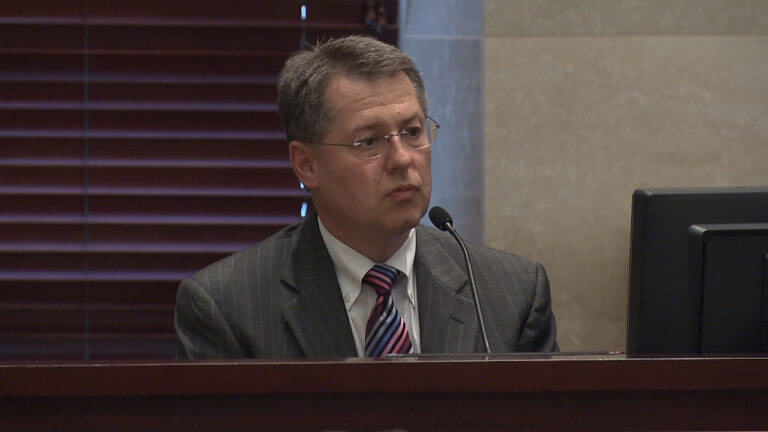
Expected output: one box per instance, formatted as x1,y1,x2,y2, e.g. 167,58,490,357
0,1,397,360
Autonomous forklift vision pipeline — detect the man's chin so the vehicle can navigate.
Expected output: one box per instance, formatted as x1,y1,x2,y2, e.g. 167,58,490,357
389,209,426,232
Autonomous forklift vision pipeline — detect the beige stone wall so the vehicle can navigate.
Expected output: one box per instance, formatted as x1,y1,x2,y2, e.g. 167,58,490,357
484,0,768,351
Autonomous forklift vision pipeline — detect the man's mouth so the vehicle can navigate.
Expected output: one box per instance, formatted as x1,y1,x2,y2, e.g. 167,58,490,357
389,184,418,198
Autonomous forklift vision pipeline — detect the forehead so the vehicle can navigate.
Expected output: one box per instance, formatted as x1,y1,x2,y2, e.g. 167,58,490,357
323,72,422,131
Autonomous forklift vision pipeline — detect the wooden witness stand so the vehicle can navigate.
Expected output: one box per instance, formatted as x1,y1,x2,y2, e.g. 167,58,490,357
2,354,767,431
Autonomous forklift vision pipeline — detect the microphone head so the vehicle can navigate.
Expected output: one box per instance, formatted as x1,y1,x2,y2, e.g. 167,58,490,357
428,206,453,231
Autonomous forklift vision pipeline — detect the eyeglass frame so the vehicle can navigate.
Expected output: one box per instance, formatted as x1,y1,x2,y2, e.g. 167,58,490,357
311,115,440,160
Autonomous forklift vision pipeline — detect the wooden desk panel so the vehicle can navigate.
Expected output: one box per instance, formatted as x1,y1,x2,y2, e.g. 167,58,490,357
2,354,767,431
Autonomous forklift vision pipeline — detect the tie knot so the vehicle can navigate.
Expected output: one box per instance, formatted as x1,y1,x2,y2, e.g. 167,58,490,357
363,264,398,296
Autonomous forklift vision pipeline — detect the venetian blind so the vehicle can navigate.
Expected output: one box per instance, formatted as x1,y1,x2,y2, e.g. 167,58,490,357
0,0,398,360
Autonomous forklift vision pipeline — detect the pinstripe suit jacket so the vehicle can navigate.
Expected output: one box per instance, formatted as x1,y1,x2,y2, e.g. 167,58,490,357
174,214,558,359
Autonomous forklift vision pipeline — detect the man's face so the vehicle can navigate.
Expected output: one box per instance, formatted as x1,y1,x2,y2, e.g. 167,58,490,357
308,71,432,248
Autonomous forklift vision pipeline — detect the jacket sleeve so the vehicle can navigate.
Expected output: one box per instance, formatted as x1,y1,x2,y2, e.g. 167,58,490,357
174,277,245,359
516,263,559,352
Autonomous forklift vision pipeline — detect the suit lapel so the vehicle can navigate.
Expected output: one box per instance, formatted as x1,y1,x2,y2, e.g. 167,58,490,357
279,219,478,357
281,215,357,358
415,226,479,354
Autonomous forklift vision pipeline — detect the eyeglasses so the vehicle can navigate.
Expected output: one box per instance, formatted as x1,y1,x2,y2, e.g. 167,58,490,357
314,116,440,160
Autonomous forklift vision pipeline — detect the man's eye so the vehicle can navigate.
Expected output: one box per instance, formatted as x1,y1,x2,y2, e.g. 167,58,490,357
355,137,376,148
404,126,422,138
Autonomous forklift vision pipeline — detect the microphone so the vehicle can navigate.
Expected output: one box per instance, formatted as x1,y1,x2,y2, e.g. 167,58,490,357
428,206,491,354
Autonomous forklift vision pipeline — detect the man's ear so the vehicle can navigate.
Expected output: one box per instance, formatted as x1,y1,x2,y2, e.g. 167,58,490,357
289,140,319,190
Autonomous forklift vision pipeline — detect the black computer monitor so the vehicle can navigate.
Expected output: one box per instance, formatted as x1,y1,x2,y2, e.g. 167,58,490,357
689,223,768,353
627,187,768,354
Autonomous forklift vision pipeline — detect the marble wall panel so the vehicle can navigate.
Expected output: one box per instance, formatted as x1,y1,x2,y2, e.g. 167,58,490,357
401,0,485,241
486,0,768,36
400,0,484,37
403,38,485,239
485,35,768,351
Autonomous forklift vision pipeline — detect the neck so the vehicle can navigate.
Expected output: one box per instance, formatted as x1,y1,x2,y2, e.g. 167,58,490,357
318,215,410,263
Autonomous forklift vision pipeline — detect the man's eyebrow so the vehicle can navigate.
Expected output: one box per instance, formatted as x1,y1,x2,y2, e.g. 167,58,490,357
350,121,379,135
351,114,424,135
402,113,423,125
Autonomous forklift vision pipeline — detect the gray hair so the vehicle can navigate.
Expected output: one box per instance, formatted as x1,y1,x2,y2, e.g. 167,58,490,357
277,35,428,143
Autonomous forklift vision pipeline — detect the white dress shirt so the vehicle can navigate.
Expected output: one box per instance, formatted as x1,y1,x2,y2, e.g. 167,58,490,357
318,217,421,356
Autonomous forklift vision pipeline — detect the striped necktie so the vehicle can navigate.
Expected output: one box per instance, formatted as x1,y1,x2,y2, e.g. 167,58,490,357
364,264,413,357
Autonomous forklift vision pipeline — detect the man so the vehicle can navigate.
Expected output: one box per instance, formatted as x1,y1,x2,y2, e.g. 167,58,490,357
175,36,557,359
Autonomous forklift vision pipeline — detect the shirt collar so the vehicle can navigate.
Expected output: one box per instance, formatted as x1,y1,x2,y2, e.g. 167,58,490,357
317,217,416,305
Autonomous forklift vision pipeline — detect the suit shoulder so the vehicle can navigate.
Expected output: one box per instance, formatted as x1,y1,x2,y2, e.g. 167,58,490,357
417,224,540,275
469,240,540,275
183,221,302,291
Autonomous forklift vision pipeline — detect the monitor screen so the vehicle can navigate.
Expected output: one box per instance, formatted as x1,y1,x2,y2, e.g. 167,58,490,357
627,187,768,354
689,223,768,353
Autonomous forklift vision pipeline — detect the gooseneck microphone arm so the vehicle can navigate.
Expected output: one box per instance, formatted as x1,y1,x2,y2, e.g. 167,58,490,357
428,207,491,354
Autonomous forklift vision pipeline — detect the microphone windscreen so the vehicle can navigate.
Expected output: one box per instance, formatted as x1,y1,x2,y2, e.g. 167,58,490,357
428,206,453,231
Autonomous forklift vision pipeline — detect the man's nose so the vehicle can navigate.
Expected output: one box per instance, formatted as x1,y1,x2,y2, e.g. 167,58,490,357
385,133,413,168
